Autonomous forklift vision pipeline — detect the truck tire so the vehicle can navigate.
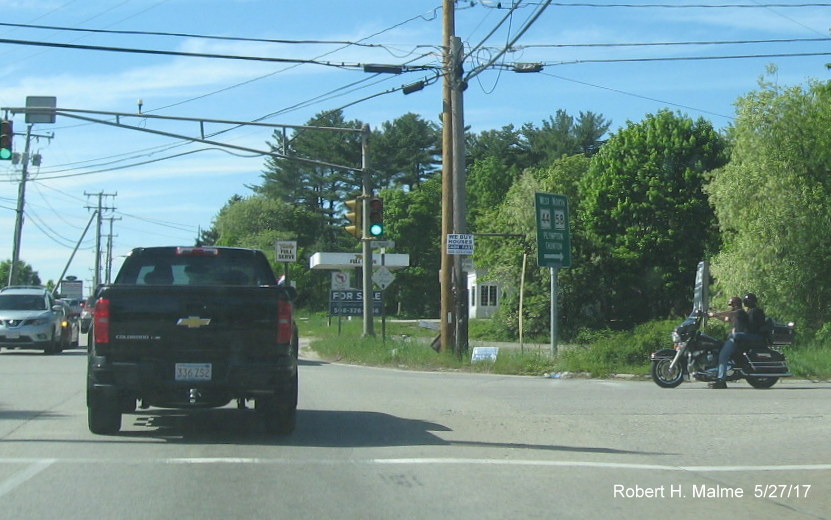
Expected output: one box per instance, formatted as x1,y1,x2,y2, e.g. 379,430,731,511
88,387,122,435
257,372,298,435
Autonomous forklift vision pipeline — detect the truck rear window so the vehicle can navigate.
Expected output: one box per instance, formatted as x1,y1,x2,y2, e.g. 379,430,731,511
114,248,277,286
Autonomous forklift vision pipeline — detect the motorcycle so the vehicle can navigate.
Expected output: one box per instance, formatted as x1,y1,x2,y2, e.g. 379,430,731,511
650,311,795,388
649,261,796,389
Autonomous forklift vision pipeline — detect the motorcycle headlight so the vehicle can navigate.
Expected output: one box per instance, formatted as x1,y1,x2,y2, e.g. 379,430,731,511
672,331,682,343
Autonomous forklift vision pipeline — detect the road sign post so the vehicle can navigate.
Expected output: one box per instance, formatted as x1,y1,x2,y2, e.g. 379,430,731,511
534,193,571,356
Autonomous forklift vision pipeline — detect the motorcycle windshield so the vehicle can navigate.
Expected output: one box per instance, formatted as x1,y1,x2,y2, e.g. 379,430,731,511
692,261,709,316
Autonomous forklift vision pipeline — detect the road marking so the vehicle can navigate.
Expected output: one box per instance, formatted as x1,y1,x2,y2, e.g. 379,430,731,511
0,460,55,498
1,457,830,472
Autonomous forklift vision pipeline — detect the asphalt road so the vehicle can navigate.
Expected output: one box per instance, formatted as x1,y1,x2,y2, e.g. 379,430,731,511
0,339,829,520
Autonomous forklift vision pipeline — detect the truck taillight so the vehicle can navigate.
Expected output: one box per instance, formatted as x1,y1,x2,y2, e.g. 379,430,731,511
277,300,293,344
94,298,111,344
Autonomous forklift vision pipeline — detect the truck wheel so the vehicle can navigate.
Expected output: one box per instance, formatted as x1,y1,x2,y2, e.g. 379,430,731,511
258,399,296,434
257,372,298,435
88,388,122,434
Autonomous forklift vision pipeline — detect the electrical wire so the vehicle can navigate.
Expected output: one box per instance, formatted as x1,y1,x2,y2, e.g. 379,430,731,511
540,70,734,120
0,36,431,70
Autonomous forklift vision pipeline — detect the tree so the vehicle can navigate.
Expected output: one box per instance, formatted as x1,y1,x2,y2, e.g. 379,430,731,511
0,259,42,288
706,76,831,329
255,110,364,245
475,155,593,338
580,110,728,325
206,195,331,309
522,110,611,165
381,175,443,316
370,113,440,190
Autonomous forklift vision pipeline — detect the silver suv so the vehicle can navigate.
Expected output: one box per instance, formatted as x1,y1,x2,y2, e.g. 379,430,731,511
0,286,65,354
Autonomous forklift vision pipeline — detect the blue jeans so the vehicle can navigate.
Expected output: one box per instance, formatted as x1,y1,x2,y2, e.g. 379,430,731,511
717,332,756,380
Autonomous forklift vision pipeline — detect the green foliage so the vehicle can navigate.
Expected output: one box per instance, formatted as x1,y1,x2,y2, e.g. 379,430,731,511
706,77,831,330
206,195,333,309
475,154,598,338
788,343,831,381
558,319,677,376
381,175,443,316
0,259,42,287
579,110,728,324
371,113,440,189
521,110,611,164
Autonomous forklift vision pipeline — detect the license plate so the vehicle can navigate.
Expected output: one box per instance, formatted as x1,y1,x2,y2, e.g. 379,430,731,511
6,331,20,339
175,363,212,381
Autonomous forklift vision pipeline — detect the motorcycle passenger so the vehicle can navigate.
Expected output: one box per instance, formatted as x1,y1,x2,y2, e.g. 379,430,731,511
707,296,749,389
743,293,767,336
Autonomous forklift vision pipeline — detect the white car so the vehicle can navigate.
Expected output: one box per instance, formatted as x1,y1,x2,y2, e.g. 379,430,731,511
0,286,65,354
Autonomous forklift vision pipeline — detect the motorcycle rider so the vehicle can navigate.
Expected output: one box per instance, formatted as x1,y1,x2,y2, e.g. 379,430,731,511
707,296,749,389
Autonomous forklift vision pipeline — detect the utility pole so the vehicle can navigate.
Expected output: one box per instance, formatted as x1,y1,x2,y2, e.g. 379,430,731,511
8,124,52,285
360,124,375,337
440,0,456,354
85,191,117,291
104,215,121,283
8,123,33,286
451,35,469,357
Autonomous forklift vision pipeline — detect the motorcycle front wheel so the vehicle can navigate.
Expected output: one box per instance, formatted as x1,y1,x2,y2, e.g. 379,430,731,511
746,376,779,389
651,359,684,388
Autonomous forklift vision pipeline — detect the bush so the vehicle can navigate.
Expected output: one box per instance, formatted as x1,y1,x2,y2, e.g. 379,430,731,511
559,319,676,376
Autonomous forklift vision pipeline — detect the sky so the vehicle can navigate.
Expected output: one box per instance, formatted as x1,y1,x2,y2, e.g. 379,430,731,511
1,0,830,296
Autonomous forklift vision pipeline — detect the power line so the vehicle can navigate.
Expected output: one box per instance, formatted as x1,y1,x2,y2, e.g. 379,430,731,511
0,21,402,50
0,36,439,71
537,49,831,66
515,36,831,50
481,2,831,8
541,70,734,120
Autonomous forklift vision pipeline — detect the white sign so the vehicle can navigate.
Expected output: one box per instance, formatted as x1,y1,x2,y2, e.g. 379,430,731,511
25,96,57,124
372,266,395,289
274,241,297,263
447,233,474,255
309,252,410,269
471,346,498,363
331,271,351,290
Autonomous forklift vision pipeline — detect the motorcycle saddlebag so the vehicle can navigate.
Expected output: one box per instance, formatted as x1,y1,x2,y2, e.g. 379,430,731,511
744,349,789,375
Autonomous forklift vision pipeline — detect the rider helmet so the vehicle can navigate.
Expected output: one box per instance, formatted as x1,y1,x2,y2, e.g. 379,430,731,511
728,296,742,308
743,293,758,308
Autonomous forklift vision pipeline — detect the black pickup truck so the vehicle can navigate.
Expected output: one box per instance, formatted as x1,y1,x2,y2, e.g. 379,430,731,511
87,246,298,435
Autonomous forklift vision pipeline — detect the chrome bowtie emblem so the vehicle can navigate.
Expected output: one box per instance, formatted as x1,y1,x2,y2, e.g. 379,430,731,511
176,316,211,329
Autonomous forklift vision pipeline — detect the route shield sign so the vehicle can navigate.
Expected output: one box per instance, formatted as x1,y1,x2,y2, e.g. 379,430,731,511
534,192,571,268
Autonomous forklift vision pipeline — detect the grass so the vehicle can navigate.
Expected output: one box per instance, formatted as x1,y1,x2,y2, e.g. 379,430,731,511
297,312,831,380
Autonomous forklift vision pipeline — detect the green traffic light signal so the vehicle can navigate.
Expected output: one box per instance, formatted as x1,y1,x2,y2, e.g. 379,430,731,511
368,197,384,237
0,120,13,160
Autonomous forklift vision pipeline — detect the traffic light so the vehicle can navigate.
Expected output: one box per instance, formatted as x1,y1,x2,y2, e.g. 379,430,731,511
344,198,362,238
368,197,384,237
0,120,13,160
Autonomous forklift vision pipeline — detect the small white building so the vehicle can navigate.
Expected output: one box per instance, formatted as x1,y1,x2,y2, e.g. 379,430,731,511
467,270,501,319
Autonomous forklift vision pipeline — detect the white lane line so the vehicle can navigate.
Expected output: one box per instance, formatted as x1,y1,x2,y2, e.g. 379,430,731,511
2,457,830,472
0,459,55,498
